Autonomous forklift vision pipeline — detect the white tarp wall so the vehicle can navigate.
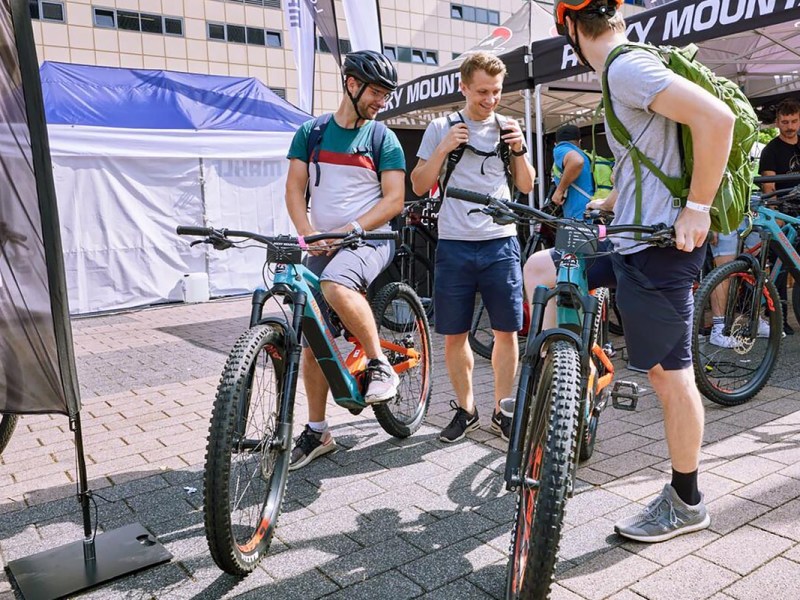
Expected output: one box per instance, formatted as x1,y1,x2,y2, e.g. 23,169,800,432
48,126,294,314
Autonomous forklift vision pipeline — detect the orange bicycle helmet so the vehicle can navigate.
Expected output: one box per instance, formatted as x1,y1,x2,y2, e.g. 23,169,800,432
554,0,623,34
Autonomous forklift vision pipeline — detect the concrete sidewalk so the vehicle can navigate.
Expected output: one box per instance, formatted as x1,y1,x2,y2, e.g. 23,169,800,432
1,296,799,599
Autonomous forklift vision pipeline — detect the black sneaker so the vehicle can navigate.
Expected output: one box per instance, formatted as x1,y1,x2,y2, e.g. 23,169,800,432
289,425,336,471
784,322,795,336
491,409,512,442
439,400,479,443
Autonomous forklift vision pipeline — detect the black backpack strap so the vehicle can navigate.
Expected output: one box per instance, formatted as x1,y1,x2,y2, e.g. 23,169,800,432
306,113,333,188
370,121,388,181
439,111,466,196
495,114,515,198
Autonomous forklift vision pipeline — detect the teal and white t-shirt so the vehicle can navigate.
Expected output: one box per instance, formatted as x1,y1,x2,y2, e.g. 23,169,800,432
287,117,406,232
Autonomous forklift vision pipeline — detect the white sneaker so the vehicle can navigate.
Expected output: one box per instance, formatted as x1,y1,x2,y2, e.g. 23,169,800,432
757,318,770,338
364,358,400,404
710,324,737,348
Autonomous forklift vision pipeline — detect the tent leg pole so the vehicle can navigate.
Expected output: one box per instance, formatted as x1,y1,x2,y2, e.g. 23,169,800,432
524,87,534,207
535,84,545,210
71,412,96,561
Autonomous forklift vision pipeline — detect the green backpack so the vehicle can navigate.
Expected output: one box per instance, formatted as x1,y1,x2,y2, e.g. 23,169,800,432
551,142,615,201
602,43,758,235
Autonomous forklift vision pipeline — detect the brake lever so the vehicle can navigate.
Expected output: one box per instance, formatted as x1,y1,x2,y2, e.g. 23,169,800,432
208,232,233,250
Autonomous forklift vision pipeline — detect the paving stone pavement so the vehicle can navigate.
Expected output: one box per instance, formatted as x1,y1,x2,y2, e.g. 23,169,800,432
2,296,800,599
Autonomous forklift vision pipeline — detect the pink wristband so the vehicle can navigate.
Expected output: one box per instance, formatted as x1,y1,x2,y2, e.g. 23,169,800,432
297,235,308,250
597,225,607,240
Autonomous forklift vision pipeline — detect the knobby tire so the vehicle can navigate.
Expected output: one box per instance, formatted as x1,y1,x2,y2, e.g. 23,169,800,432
371,282,432,438
506,340,581,599
204,324,289,575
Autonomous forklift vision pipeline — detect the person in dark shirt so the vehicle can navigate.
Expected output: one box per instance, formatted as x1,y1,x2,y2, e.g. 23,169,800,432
759,97,800,334
759,97,800,193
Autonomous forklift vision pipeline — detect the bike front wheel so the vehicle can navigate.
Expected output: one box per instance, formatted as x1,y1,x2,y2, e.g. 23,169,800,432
204,324,289,575
371,282,432,438
506,340,581,599
692,259,782,406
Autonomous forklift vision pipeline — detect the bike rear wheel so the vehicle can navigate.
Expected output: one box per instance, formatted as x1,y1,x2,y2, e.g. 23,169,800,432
468,295,527,361
371,282,432,438
506,340,581,599
0,413,18,455
692,259,782,406
204,324,289,575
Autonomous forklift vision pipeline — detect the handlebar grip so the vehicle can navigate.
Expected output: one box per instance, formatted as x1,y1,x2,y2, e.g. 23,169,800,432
363,231,400,242
447,187,494,205
177,226,213,236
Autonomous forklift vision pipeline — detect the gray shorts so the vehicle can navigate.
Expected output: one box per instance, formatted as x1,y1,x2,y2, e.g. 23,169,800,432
302,240,394,343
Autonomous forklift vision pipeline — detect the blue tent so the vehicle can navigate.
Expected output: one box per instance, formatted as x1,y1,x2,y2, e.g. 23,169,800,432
40,61,308,132
43,62,307,314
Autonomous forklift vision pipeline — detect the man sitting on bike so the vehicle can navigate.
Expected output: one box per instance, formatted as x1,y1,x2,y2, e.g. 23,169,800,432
410,52,536,444
284,51,406,470
523,0,735,542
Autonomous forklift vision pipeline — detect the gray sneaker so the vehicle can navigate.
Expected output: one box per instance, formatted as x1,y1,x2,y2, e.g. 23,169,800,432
364,358,400,404
614,484,711,543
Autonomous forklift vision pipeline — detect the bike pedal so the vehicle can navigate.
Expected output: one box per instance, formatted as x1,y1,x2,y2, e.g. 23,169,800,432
611,380,639,411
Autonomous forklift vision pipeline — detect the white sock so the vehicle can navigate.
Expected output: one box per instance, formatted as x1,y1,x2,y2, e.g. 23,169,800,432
308,420,327,433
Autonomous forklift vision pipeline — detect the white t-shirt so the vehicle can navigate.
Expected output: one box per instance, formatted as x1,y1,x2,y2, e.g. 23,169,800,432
417,112,516,241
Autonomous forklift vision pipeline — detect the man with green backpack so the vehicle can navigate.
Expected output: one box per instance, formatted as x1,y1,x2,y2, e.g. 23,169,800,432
549,124,613,219
530,0,746,543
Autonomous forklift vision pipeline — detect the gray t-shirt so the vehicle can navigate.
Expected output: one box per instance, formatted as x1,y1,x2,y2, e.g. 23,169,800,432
605,49,682,254
417,112,516,241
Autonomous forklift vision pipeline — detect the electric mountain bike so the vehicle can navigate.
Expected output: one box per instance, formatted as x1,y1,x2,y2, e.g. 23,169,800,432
692,184,800,405
447,188,674,599
177,225,432,576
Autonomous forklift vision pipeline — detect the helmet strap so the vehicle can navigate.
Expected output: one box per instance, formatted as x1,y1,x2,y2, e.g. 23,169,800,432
566,15,592,71
345,78,369,128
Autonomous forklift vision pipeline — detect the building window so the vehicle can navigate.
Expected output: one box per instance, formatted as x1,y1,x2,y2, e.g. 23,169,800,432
424,51,438,66
624,0,645,5
93,7,115,27
269,87,286,100
164,18,183,36
226,24,246,43
30,0,65,21
384,46,396,61
450,3,500,26
387,45,438,66
411,49,424,64
452,52,461,60
206,21,281,47
208,22,225,40
92,7,183,36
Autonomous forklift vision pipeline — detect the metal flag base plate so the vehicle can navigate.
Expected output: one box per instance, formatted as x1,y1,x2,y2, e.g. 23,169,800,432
6,523,172,600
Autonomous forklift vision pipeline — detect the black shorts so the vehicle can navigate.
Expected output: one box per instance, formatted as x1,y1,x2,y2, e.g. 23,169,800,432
551,244,707,371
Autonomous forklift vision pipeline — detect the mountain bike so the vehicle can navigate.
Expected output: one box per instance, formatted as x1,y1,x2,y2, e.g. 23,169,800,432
692,184,800,406
177,225,432,576
446,188,674,599
468,209,623,360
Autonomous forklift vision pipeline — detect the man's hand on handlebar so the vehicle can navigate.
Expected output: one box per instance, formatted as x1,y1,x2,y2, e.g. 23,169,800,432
674,207,710,253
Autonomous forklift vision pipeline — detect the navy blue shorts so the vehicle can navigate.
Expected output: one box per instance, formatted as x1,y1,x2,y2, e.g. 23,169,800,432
434,237,523,335
550,244,706,371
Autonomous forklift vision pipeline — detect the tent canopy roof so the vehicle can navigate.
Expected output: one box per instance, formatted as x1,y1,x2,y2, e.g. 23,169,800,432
40,61,309,132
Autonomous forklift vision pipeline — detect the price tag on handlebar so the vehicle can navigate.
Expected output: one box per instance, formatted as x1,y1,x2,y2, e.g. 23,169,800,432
554,223,599,254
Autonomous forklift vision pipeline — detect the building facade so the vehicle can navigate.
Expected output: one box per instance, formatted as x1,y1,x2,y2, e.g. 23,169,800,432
30,0,643,115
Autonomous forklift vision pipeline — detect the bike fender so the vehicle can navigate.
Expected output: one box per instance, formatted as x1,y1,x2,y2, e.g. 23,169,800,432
256,317,296,348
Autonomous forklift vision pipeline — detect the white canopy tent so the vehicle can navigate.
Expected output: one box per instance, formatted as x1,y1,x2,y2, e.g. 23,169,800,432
42,62,308,314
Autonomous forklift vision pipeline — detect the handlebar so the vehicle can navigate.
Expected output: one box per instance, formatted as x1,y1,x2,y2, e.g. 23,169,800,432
753,174,800,185
176,226,398,246
447,187,673,241
757,184,800,202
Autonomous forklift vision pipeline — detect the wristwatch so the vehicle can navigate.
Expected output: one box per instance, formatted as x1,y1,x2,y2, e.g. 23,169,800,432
349,220,364,235
511,145,528,157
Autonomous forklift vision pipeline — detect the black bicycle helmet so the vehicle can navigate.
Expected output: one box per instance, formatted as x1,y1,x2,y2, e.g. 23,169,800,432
342,50,398,91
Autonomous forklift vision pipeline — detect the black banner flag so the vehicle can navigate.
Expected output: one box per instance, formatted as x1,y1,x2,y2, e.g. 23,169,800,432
1,0,80,416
